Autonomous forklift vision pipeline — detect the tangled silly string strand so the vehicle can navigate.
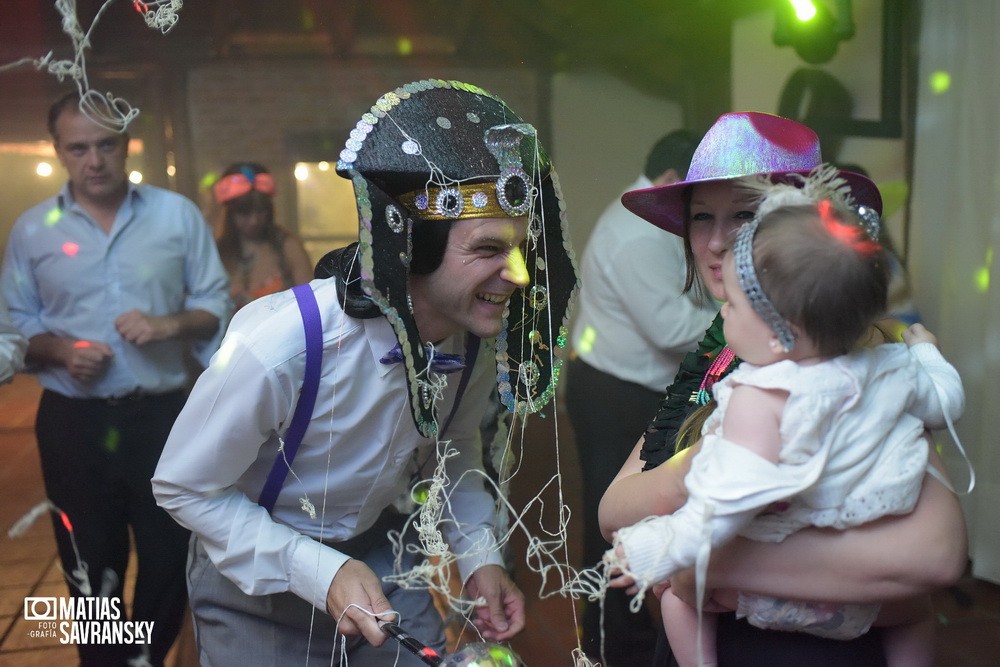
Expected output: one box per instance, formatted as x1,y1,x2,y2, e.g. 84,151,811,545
133,0,184,33
0,0,184,132
8,499,119,598
385,422,606,639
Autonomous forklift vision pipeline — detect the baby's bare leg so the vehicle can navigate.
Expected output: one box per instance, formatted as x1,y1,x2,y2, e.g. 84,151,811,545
876,595,935,667
661,591,718,667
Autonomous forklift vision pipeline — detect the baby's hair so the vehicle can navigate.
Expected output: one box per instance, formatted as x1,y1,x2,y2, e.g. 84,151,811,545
750,201,889,357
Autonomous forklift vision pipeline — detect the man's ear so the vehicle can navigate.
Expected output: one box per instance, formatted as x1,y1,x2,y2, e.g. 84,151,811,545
652,168,682,187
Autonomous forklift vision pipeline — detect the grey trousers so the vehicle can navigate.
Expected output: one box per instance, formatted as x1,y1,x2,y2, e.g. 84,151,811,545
186,534,446,666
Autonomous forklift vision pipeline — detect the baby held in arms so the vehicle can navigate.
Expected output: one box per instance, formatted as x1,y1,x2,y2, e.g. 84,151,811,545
605,168,967,667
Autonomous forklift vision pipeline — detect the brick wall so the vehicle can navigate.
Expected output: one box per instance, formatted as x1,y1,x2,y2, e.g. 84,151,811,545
186,61,541,238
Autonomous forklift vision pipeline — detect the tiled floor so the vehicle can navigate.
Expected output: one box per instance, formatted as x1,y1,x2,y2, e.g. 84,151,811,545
1,373,999,665
0,375,79,666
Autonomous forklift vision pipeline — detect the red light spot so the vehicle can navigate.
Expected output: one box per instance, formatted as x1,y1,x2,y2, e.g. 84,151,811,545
820,200,880,255
60,511,74,533
73,341,91,349
62,242,80,257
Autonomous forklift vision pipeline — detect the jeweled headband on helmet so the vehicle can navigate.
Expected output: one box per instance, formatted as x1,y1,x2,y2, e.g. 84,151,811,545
336,79,578,437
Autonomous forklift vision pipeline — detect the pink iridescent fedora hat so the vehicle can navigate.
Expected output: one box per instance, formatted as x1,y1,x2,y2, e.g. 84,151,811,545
621,111,882,235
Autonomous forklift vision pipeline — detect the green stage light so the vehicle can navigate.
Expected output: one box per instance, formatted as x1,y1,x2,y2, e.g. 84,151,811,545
789,0,818,22
774,0,855,65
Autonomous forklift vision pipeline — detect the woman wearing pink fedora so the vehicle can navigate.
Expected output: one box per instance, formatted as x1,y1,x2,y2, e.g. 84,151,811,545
598,112,966,666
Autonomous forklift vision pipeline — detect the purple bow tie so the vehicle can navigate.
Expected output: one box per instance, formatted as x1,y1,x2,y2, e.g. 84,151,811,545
379,343,466,374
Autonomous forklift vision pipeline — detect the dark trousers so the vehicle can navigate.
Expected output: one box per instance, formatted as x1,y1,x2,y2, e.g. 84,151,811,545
35,389,191,667
656,613,887,666
564,358,664,665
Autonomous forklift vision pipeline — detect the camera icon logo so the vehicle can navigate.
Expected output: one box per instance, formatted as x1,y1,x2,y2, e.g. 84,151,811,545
24,597,58,621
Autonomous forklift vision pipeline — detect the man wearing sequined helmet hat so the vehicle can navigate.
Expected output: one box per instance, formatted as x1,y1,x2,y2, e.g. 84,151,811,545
153,80,578,665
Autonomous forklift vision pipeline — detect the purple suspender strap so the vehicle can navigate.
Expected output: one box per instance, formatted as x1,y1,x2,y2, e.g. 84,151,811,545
258,284,323,514
258,283,480,512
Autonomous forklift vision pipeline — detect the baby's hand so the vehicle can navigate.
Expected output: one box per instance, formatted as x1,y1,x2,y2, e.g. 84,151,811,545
607,571,637,590
902,323,937,348
604,542,636,590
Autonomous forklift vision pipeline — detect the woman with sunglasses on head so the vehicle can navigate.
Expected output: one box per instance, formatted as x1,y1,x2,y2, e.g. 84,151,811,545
213,163,314,310
597,113,967,666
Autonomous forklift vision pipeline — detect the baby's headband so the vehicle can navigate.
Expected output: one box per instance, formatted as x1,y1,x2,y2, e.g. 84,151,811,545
734,165,882,352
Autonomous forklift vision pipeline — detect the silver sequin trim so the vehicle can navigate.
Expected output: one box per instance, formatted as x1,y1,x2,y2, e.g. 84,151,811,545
385,205,405,233
496,168,531,217
435,188,464,218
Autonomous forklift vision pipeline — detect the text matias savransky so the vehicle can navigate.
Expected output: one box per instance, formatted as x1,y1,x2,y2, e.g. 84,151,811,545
23,596,155,645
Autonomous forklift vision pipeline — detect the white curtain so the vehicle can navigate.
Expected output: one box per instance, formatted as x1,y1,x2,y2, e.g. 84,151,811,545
910,0,1000,582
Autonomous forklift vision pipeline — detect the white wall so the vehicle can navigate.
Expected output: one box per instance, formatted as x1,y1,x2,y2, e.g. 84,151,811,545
550,68,683,257
732,3,910,250
908,0,1000,584
735,1,999,582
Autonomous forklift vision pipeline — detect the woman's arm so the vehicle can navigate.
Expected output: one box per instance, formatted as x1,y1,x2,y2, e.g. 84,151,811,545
598,437,700,542
704,443,967,603
599,384,784,543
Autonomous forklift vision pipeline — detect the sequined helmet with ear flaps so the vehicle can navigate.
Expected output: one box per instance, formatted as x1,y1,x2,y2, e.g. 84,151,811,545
336,79,578,438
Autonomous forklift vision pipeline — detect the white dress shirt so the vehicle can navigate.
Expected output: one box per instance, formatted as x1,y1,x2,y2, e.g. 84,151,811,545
153,278,503,612
0,290,26,384
1,183,232,397
571,175,718,392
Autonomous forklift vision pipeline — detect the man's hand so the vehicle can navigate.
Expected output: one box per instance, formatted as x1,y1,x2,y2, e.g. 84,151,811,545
64,339,114,382
115,310,178,346
464,564,525,641
325,559,395,647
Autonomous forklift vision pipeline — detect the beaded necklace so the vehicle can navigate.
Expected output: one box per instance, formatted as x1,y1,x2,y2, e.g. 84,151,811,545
692,345,737,405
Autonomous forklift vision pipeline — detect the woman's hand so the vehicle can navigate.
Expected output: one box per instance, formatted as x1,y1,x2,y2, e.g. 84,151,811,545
667,569,731,612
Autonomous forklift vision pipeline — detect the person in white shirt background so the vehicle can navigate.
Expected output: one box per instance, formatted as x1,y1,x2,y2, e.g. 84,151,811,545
152,79,579,666
0,290,26,384
565,129,718,665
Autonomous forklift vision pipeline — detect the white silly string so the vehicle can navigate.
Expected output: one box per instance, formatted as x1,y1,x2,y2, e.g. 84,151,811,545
0,0,184,132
